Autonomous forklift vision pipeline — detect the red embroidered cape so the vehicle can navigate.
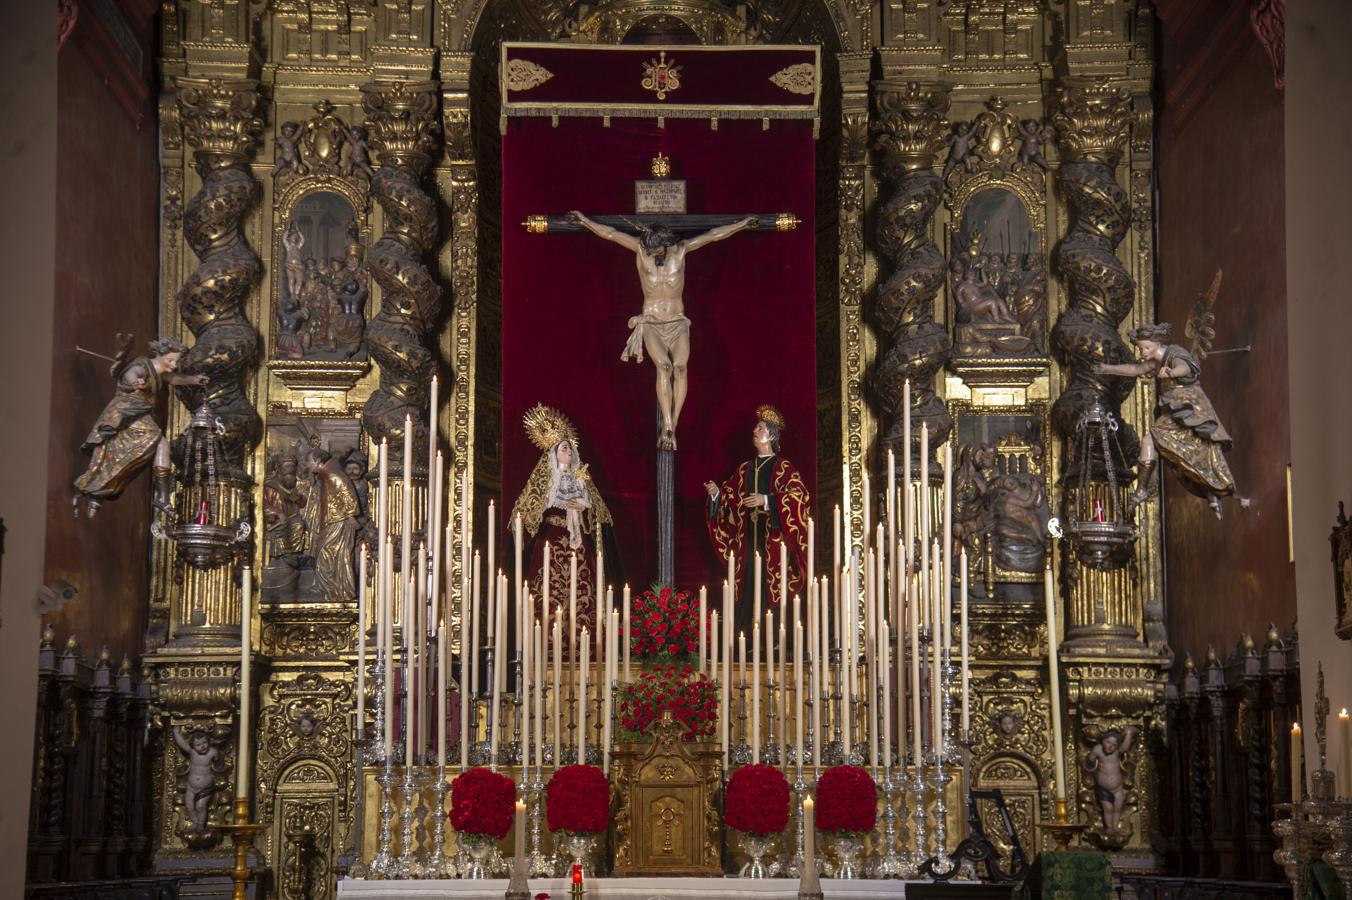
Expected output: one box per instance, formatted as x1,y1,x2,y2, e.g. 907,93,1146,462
706,457,810,606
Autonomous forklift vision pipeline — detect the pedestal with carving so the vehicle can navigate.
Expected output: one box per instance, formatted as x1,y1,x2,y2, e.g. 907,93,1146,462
610,712,723,876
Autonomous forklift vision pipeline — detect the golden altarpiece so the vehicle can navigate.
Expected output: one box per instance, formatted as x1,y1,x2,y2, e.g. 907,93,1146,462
146,0,1165,895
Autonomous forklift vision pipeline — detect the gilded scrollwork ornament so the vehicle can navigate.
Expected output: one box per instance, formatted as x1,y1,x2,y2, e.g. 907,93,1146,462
870,81,953,460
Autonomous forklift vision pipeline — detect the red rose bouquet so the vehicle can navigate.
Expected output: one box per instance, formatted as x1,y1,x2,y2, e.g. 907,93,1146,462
628,585,707,662
725,764,791,836
449,767,516,839
546,765,610,835
814,765,878,835
617,664,718,740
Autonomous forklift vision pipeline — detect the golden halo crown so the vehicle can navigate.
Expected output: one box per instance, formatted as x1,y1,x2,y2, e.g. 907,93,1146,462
756,404,786,430
522,403,579,452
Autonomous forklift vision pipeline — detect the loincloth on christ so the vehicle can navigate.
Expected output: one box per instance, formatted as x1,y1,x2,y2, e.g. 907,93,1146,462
621,313,691,363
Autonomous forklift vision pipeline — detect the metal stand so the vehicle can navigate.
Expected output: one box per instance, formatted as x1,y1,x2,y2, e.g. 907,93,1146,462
370,764,398,877
526,775,554,876
874,769,906,877
427,767,452,877
917,766,954,879
218,798,265,900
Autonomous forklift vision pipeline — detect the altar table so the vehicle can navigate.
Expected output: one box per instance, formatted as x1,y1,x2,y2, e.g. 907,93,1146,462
339,877,913,899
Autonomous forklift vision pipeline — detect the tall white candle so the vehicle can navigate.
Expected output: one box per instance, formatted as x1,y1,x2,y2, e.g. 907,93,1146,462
802,797,820,894
807,516,815,596
881,620,891,771
535,619,544,771
752,620,762,764
622,583,631,681
553,607,562,769
237,566,252,801
909,572,921,768
487,500,496,608
794,619,804,776
709,611,720,680
383,540,394,758
809,584,820,773
357,547,367,739
515,514,524,658
739,631,747,691
942,441,954,652
897,537,908,768
405,574,416,765
1044,564,1066,800
754,551,762,636
437,620,447,767
931,544,941,762
470,551,481,696
604,609,617,773
960,548,970,741
401,416,413,645
578,627,590,761
920,423,930,629
887,449,896,626
698,586,707,674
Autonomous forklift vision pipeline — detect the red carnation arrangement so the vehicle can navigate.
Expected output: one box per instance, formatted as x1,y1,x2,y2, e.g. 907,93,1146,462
449,767,517,839
628,585,707,662
724,764,790,836
617,664,718,741
545,765,610,835
814,765,878,835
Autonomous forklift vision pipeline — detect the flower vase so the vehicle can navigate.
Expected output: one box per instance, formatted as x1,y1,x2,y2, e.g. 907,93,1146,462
459,833,497,879
827,832,865,879
737,831,779,878
559,831,599,877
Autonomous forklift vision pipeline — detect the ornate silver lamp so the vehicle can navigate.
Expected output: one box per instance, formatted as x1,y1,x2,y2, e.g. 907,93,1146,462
1061,401,1136,571
153,403,251,568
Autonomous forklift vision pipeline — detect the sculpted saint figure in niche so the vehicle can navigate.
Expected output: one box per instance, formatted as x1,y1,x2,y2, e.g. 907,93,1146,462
568,210,757,451
301,447,362,602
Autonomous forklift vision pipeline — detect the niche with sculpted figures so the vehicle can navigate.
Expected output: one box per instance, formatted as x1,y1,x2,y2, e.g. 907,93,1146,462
275,189,370,364
949,186,1046,361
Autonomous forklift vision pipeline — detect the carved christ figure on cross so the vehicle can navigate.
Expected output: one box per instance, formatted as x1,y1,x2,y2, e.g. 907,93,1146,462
569,210,757,451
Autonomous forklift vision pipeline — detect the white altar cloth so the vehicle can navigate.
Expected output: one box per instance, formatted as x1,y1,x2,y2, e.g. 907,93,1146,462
339,877,910,899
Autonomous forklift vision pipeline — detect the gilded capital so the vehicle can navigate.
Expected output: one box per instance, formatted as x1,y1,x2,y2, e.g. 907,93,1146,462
871,80,950,173
174,77,263,171
1052,79,1134,167
360,80,442,174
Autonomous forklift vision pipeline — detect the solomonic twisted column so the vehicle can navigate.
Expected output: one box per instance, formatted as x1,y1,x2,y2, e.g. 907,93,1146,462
174,78,264,471
1049,80,1138,457
359,80,442,471
870,82,953,464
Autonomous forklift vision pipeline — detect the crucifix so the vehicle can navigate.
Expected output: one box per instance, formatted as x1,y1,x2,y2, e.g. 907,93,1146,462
525,156,799,583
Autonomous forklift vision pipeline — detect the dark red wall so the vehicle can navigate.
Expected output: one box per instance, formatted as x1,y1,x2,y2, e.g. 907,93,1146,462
1156,0,1294,661
44,1,159,662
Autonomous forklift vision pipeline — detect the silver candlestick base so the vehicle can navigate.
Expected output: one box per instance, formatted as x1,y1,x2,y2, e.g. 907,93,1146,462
874,769,907,878
526,777,554,877
370,765,398,878
392,767,430,878
924,765,955,878
908,767,930,872
426,767,452,877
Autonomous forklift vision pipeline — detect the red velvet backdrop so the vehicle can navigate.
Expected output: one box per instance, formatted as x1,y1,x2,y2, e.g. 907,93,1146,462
502,114,816,591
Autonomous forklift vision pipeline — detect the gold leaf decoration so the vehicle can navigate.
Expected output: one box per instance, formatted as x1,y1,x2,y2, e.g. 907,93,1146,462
506,59,555,92
769,63,815,96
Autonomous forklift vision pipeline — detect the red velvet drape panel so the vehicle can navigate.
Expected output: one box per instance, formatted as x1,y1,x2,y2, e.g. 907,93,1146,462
502,114,816,591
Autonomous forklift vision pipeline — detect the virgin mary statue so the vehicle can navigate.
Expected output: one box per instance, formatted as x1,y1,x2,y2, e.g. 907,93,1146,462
510,404,618,641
